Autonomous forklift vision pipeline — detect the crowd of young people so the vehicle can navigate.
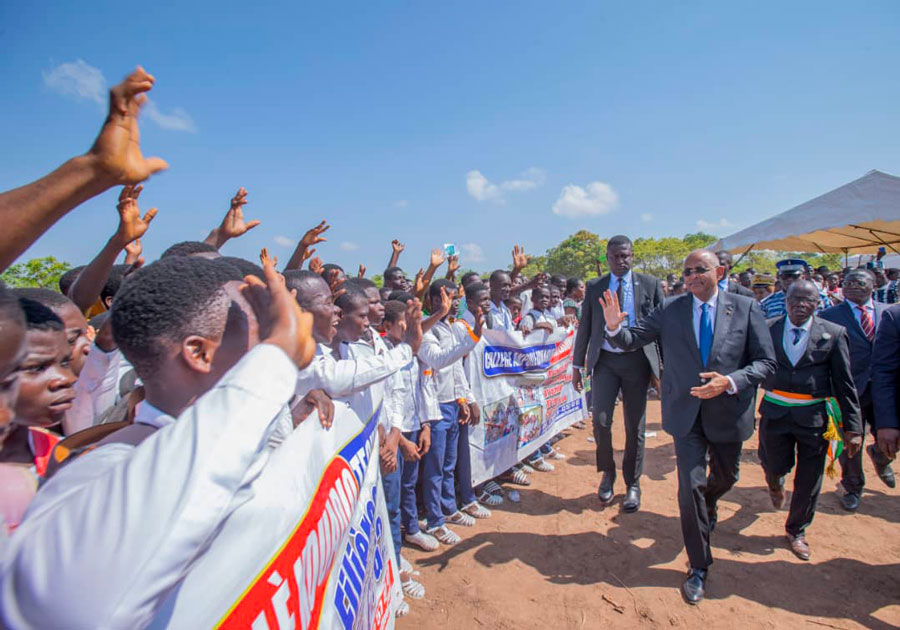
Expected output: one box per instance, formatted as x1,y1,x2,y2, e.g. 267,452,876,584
1,67,899,625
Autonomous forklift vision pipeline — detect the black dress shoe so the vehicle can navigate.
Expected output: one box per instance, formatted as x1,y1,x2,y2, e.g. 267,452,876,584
622,484,641,513
681,568,707,604
597,471,616,505
840,491,860,512
868,444,897,489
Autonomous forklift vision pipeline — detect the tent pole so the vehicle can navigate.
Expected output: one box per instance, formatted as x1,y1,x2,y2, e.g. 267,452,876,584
733,243,755,267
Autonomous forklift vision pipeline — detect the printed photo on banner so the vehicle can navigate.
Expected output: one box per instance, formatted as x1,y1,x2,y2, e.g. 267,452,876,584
482,396,519,446
517,404,545,448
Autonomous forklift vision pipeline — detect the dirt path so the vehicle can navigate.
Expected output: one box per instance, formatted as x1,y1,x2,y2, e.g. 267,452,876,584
399,401,900,629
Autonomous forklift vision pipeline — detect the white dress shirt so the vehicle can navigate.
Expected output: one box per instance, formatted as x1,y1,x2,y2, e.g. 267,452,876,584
782,316,813,366
63,344,124,434
1,343,298,630
417,319,478,403
488,300,515,331
294,341,412,401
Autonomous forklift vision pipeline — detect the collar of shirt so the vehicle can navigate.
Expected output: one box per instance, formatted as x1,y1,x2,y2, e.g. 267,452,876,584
610,270,633,291
785,316,814,335
692,290,719,311
132,400,173,430
718,277,729,292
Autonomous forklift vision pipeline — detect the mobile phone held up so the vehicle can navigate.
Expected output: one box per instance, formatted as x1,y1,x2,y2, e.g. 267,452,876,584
443,243,457,257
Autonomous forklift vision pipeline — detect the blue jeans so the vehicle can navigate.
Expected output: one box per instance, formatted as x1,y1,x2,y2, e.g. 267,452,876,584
454,420,477,508
422,402,458,529
380,446,402,566
400,429,420,535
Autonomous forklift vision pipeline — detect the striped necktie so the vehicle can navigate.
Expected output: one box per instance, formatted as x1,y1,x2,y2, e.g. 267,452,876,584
858,305,875,341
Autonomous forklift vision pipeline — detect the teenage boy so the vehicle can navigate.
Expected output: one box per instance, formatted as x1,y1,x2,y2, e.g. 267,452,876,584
1,253,318,629
417,280,488,545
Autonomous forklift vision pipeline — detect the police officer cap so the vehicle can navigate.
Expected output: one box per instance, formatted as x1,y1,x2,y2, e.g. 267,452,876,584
775,258,808,275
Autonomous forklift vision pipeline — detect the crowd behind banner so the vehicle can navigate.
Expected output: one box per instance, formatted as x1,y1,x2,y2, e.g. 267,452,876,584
0,66,898,628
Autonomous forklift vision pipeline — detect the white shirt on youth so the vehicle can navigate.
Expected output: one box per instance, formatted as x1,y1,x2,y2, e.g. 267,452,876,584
0,344,298,630
64,342,124,434
294,340,412,402
417,319,478,403
782,316,813,366
520,308,556,334
488,300,515,331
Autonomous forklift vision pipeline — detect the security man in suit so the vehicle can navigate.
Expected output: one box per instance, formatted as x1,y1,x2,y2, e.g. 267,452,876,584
599,248,776,604
872,303,900,470
758,280,862,561
716,251,754,298
572,235,665,512
820,269,895,511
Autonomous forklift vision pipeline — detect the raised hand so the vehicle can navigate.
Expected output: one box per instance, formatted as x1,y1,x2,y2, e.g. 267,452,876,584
301,220,330,249
309,256,324,275
435,286,453,319
473,305,485,338
446,254,460,279
358,263,366,279
115,184,157,246
403,298,424,353
392,239,405,255
430,247,445,269
123,238,142,265
414,268,426,296
329,273,346,298
88,67,168,185
512,244,530,272
598,289,627,329
218,187,261,242
292,389,335,429
242,248,315,368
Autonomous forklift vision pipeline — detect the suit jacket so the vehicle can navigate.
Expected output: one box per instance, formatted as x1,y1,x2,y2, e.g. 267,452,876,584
819,300,886,404
759,316,862,433
607,291,776,442
872,303,900,430
727,279,754,298
573,271,665,379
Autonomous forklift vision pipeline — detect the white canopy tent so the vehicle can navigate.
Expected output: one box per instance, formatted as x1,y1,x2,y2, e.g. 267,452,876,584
714,170,900,261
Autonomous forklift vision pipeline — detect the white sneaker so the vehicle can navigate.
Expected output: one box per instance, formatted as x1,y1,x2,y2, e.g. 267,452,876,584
404,530,439,551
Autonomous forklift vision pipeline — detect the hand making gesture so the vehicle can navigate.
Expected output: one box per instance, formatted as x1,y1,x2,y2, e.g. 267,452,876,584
598,289,627,330
115,184,157,247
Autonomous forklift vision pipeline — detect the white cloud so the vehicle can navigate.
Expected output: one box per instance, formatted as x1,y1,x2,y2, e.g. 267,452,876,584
143,99,197,133
394,200,409,208
696,218,734,234
43,60,196,133
460,243,485,263
640,213,653,223
43,59,106,105
340,241,359,251
466,167,545,203
552,181,619,218
273,235,294,247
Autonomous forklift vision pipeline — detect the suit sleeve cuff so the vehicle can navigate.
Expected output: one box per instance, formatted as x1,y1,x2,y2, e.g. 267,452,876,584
726,376,738,395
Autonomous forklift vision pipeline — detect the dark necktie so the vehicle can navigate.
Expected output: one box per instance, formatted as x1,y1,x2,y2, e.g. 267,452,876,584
699,303,712,366
792,328,804,346
858,305,875,341
616,276,626,324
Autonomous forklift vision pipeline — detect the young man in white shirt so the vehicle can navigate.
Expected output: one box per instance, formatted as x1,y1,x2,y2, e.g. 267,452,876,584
1,253,318,629
417,280,489,545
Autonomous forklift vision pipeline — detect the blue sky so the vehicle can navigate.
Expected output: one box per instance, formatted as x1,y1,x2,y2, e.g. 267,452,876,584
2,1,899,274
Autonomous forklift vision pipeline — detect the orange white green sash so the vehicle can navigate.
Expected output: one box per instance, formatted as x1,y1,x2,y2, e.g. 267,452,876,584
762,389,844,477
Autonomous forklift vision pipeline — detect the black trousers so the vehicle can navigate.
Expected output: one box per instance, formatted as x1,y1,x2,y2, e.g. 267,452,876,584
591,350,651,486
759,415,827,537
840,398,890,494
673,416,742,570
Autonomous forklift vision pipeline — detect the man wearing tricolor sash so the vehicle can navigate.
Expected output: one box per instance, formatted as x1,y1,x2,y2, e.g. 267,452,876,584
758,280,863,562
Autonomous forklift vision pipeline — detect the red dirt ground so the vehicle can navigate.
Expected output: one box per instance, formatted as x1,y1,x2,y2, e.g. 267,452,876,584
399,400,900,630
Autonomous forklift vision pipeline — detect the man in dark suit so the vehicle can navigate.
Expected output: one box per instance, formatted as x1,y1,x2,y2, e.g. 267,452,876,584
573,235,665,513
759,280,862,562
716,251,754,298
599,249,776,604
872,303,900,464
820,269,895,510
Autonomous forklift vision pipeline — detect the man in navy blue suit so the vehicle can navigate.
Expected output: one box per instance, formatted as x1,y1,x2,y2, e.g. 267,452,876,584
821,269,895,510
872,302,900,466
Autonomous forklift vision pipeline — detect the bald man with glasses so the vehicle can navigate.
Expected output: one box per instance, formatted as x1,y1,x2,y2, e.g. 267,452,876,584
600,249,776,604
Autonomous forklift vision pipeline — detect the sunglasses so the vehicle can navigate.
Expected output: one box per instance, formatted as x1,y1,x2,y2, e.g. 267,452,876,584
682,267,713,277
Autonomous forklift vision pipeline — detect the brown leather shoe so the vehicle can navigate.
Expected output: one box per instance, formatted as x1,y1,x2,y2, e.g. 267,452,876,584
788,534,810,561
768,484,785,509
